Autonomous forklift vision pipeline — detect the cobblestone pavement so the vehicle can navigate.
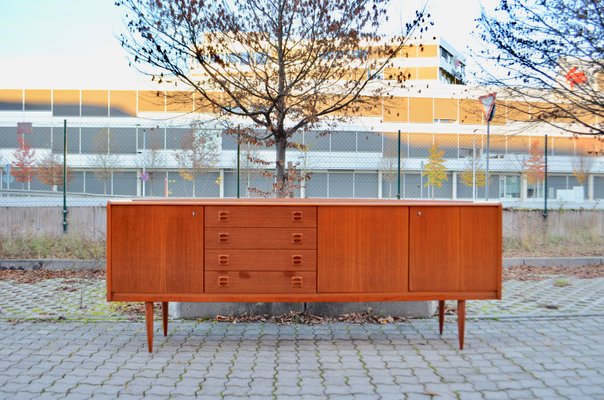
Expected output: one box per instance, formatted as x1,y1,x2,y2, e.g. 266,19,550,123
1,273,604,320
0,318,603,400
2,270,604,399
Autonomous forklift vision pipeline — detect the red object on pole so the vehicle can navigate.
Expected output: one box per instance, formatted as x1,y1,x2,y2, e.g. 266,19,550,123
17,122,32,135
565,67,587,89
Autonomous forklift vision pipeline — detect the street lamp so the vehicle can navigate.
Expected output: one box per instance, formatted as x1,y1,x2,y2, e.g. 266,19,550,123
478,93,497,201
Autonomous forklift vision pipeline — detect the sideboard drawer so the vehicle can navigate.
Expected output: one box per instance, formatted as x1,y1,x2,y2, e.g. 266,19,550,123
205,228,316,249
205,249,316,271
205,271,317,293
205,206,316,228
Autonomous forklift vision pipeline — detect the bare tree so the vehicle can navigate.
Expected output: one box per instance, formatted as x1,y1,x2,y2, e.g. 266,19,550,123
475,0,603,136
174,124,220,197
136,128,166,196
572,137,600,185
117,0,428,196
88,129,121,195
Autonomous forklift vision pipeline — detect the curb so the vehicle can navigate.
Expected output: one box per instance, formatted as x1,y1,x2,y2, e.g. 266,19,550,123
1,257,602,271
503,257,603,267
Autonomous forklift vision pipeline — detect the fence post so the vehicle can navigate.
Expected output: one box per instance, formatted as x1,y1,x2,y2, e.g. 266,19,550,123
397,129,401,199
62,119,68,233
543,133,548,219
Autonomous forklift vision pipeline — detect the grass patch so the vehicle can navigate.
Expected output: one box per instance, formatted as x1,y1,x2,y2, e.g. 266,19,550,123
553,278,571,287
0,234,105,260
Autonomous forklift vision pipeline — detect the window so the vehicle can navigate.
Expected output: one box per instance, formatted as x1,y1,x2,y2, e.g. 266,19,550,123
499,175,521,199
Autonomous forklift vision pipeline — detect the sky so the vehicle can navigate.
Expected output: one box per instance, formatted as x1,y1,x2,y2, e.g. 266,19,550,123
0,0,496,88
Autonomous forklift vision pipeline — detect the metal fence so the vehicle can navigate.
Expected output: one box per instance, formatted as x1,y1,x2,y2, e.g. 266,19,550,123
0,119,603,210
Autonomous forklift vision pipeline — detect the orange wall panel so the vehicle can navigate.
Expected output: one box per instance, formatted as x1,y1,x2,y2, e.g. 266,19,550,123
166,91,194,113
110,90,137,117
418,67,438,80
0,89,23,110
355,96,382,117
138,91,165,112
434,98,458,121
82,90,108,108
383,97,408,122
505,101,530,122
82,90,108,116
25,89,51,111
417,44,438,58
384,67,413,82
194,92,221,113
459,99,483,124
54,90,79,105
409,97,433,123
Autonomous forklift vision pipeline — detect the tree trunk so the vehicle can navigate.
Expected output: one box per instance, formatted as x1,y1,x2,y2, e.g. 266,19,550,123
275,134,287,198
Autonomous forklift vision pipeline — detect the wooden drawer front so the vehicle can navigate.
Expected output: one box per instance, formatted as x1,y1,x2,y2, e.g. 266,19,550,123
205,271,316,293
205,250,316,271
205,206,316,227
205,228,316,249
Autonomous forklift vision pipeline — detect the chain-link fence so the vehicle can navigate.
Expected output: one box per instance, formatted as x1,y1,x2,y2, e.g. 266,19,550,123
0,119,603,210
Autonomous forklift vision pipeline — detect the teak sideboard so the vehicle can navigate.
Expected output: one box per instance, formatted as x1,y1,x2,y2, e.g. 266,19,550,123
107,199,502,352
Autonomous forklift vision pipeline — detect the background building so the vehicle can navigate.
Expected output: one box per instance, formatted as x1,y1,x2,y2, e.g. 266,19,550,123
0,38,602,207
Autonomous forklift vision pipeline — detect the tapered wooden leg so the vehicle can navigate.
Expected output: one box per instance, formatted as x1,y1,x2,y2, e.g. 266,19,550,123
162,302,168,337
457,300,466,350
438,300,445,335
145,302,154,353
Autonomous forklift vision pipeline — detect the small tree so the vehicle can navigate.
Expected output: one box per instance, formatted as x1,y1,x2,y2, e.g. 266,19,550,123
37,154,72,190
422,144,448,199
136,128,166,196
174,125,220,197
524,139,545,185
88,128,121,194
11,135,36,189
459,149,486,196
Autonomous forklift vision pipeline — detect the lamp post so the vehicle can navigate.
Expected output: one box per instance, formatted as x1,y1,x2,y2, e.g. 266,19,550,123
478,93,497,201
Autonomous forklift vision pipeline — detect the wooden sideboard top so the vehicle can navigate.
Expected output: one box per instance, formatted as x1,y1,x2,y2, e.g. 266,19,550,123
108,198,502,207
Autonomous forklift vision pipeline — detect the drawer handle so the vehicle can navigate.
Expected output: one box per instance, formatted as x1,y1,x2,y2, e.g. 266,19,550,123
218,276,229,287
218,211,229,222
292,233,303,244
292,211,303,223
218,255,229,265
218,233,230,244
291,276,303,288
292,255,303,265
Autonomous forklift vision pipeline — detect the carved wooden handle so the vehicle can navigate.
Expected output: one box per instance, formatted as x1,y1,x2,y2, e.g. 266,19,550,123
292,211,303,222
292,233,303,244
218,276,229,287
218,233,230,244
292,255,302,265
218,211,229,222
218,255,229,265
291,276,303,288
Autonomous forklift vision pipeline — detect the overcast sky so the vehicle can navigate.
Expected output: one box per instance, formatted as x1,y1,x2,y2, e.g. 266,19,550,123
0,0,497,89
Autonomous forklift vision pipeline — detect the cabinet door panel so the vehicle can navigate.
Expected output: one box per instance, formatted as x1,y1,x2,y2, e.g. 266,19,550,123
318,206,408,293
165,206,204,293
409,207,461,292
111,205,167,294
110,205,204,295
459,207,500,291
409,206,500,292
